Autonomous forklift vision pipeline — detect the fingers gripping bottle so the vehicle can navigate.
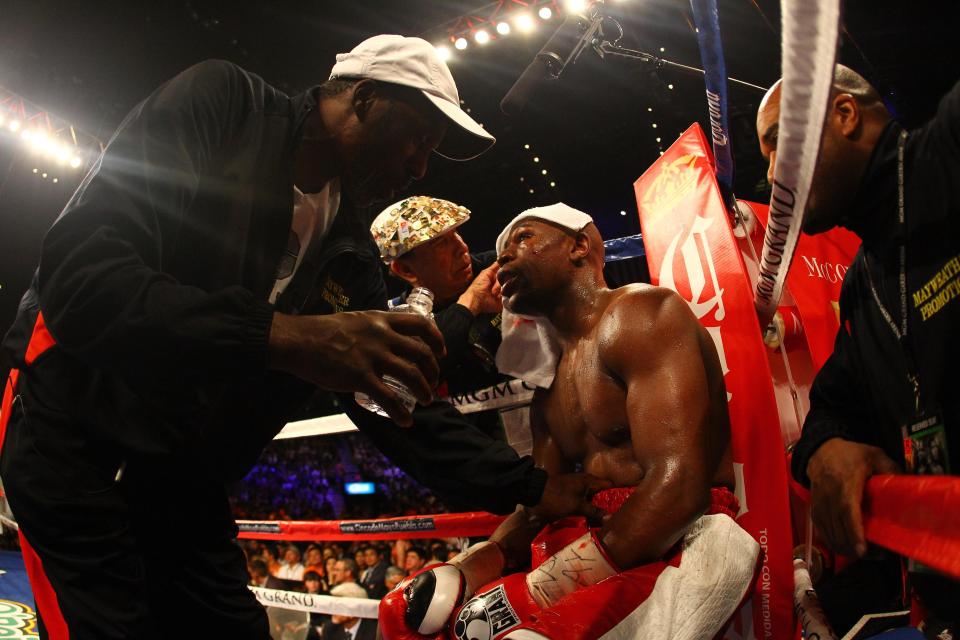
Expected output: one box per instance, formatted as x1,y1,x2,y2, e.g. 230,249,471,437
355,287,435,417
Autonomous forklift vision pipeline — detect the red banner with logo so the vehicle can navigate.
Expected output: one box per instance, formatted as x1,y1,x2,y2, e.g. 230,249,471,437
743,201,860,370
635,124,794,639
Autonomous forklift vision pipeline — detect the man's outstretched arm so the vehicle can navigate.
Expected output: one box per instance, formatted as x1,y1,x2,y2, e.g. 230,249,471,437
598,287,725,568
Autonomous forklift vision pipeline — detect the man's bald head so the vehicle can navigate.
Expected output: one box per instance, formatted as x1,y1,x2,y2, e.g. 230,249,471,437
756,65,891,234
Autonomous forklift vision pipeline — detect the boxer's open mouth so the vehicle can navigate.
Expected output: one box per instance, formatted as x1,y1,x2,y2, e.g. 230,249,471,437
499,271,519,296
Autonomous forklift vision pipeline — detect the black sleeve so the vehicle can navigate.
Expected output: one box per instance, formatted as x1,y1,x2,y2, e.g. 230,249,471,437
435,303,475,373
341,396,547,514
791,315,877,486
929,77,960,160
433,250,498,375
36,60,275,382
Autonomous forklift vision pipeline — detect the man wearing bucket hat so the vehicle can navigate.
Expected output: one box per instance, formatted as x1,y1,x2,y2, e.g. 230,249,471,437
1,35,604,638
371,196,505,398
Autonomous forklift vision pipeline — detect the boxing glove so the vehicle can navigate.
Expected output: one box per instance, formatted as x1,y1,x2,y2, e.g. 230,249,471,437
450,573,539,640
379,564,466,639
450,532,619,640
380,542,507,640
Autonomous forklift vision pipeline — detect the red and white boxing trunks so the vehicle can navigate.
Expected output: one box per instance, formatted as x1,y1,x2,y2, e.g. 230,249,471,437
451,487,760,640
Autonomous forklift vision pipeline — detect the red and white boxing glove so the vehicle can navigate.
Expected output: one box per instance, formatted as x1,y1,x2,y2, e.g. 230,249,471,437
380,564,466,640
380,542,506,640
449,532,619,640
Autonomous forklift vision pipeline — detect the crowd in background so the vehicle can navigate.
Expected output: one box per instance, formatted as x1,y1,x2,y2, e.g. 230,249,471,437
229,432,447,521
243,537,463,639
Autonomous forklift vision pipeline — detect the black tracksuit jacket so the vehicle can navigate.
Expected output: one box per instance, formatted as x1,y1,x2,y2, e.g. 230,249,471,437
1,59,544,514
792,82,960,485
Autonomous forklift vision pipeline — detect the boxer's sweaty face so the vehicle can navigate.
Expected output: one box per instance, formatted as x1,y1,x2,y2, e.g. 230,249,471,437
497,220,573,316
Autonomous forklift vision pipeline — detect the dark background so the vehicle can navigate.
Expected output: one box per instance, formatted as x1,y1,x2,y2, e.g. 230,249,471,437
0,0,956,335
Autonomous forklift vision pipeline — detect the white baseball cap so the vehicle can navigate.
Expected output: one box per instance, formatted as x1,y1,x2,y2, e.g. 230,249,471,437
329,34,496,161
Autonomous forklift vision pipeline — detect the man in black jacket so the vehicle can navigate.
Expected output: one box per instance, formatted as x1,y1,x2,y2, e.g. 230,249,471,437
0,36,606,639
371,196,505,399
757,65,959,631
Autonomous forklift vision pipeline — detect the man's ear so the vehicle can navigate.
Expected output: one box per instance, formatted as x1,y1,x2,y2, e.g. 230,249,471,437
351,79,379,121
389,258,420,286
570,232,591,263
832,93,862,139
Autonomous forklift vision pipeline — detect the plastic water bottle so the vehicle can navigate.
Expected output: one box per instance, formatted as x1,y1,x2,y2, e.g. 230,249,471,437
355,287,435,417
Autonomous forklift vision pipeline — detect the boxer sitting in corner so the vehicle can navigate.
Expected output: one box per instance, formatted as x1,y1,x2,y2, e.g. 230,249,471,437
380,204,760,640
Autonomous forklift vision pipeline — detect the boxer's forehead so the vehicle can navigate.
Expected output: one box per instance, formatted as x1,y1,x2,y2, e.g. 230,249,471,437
507,218,573,242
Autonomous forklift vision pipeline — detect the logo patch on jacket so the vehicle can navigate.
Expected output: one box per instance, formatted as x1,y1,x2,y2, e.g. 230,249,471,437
321,276,350,313
453,585,520,640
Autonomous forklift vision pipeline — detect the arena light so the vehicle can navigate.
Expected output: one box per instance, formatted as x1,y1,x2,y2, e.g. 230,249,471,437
541,169,547,175
660,47,666,52
620,210,627,216
538,7,553,20
345,482,375,495
515,13,535,33
474,29,490,45
455,37,468,50
652,123,658,128
647,107,653,112
8,119,21,132
496,21,511,35
533,156,540,162
668,84,674,90
436,45,452,61
69,156,82,169
0,113,5,126
523,143,530,149
565,0,587,13
550,181,556,187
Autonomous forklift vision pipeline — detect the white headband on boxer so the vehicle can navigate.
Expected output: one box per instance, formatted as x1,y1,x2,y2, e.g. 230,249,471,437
495,203,594,389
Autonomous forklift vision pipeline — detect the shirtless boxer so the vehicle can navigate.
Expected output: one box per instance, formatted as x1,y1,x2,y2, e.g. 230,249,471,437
380,204,759,640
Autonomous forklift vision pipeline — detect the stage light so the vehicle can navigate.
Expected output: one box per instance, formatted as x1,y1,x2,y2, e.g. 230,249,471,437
56,146,71,164
436,45,452,61
668,84,674,90
647,107,653,112
515,13,535,32
455,37,468,50
656,137,661,142
41,172,47,178
31,168,38,173
523,143,530,149
652,123,658,128
529,188,534,194
69,156,82,169
539,7,553,20
474,29,490,44
541,169,547,175
533,156,540,163
659,151,664,156
620,210,627,216
496,21,511,35
20,129,33,142
52,177,58,183
550,181,556,187
565,0,587,13
9,120,21,132
520,177,525,182
660,47,665,52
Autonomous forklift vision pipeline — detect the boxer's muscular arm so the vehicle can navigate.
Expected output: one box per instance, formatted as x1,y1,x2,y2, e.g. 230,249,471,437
598,287,720,568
